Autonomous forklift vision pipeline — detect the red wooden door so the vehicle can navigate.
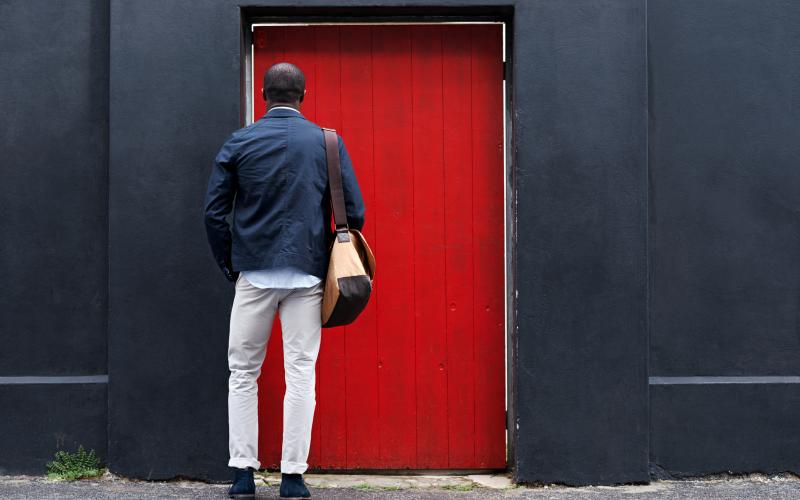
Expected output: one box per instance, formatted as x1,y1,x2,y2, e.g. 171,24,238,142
252,23,505,470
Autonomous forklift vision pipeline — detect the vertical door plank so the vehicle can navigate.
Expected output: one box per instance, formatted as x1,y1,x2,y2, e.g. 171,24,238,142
340,25,382,469
411,25,449,468
254,26,287,470
256,25,322,469
372,25,417,468
471,24,507,469
442,25,477,468
252,26,286,120
282,26,318,121
313,25,348,469
279,25,324,467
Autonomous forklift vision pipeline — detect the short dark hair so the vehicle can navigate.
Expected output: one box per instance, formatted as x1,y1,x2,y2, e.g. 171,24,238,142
263,62,305,103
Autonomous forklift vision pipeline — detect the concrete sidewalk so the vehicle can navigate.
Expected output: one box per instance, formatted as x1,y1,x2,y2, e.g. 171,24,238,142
1,472,798,499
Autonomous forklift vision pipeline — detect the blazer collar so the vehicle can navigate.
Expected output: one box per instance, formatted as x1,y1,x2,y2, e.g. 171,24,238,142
265,107,304,119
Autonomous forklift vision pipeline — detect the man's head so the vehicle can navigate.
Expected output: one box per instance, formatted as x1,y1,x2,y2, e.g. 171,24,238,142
262,62,306,108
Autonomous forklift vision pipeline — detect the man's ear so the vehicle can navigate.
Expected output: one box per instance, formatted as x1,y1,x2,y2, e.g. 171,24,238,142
299,89,307,104
261,87,267,102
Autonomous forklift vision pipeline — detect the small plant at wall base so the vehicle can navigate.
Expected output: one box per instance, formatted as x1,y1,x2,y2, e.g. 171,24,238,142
46,446,104,481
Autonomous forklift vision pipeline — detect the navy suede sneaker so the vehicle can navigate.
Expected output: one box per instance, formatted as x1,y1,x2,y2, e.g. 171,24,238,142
279,473,311,498
228,467,255,499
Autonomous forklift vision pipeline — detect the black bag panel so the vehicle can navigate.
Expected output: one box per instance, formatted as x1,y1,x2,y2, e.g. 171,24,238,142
323,275,373,328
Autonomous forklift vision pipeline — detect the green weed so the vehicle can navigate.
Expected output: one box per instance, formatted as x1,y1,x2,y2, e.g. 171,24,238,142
46,446,104,481
352,482,404,491
441,482,475,492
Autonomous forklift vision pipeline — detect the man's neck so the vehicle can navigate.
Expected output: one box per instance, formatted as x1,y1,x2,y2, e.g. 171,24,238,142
268,103,301,112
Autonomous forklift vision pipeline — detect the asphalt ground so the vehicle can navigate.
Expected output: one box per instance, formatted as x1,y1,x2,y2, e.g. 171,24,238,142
1,474,799,500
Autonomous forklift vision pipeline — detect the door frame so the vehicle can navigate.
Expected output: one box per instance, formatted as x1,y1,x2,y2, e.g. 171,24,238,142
240,9,518,473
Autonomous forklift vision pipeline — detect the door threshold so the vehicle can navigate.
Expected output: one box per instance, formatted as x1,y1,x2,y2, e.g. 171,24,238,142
256,470,514,490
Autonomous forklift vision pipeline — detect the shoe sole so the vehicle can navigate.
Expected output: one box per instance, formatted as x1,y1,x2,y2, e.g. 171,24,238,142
229,494,255,499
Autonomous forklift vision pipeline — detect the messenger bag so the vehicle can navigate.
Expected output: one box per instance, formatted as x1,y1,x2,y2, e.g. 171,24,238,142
321,128,376,328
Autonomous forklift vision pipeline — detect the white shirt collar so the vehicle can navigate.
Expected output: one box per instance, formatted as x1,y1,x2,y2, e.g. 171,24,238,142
268,106,300,113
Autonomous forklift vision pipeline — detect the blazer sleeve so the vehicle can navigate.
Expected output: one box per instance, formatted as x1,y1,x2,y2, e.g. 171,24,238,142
204,135,238,282
338,135,366,231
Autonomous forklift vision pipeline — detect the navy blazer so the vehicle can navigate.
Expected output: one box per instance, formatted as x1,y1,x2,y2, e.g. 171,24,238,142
204,107,366,282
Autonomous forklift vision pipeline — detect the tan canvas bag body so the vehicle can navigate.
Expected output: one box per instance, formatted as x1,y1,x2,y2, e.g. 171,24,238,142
321,128,376,328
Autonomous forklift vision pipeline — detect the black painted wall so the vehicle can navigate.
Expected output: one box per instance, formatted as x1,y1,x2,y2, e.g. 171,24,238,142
512,0,649,486
1,0,797,486
0,0,109,474
107,0,240,481
648,0,800,476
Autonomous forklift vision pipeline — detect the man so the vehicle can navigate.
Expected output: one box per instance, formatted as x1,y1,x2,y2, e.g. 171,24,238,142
204,62,365,499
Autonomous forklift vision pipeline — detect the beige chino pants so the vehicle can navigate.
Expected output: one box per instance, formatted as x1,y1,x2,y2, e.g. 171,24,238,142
227,274,323,474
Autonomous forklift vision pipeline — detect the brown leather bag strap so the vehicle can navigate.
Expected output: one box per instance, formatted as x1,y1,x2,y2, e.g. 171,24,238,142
323,128,350,240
